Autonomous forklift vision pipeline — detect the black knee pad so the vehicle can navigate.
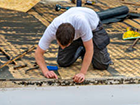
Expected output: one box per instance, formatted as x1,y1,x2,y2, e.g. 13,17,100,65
92,61,109,70
57,59,71,67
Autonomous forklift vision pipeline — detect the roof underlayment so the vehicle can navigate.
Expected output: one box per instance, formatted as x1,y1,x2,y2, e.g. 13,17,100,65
0,0,140,87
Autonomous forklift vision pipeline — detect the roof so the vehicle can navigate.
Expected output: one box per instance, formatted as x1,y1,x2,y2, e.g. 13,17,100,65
0,0,140,87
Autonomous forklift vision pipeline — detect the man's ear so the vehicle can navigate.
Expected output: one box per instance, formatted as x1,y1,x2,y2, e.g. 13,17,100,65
57,40,60,45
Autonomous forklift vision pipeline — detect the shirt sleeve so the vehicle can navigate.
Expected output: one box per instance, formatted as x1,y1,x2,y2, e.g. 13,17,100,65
38,23,56,50
78,17,93,42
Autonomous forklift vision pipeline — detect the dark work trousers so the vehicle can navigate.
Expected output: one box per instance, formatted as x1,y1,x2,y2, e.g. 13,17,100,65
57,22,112,70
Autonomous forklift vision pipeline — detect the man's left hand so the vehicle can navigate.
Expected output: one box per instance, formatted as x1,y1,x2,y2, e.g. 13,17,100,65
73,73,85,83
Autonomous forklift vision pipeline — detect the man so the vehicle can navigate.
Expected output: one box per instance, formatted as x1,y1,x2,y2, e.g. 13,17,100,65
35,7,112,83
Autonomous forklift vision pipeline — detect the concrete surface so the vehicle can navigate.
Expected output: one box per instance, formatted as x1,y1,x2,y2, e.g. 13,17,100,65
0,84,140,105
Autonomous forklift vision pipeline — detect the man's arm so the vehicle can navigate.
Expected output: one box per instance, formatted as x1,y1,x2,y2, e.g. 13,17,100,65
35,45,58,79
73,39,93,83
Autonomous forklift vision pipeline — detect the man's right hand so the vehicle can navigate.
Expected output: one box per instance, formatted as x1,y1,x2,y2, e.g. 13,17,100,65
35,46,58,79
44,71,58,79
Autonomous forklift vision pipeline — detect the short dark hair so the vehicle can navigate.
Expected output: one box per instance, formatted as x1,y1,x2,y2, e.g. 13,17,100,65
56,23,75,46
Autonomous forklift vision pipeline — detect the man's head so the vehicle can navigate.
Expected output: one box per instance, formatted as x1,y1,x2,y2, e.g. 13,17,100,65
56,23,75,49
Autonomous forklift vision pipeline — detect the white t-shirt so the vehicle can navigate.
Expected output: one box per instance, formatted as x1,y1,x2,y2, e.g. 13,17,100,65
39,7,99,50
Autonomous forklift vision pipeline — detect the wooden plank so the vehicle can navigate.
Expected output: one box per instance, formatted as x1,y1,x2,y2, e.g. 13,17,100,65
121,1,140,6
0,46,35,69
133,19,140,24
124,19,140,30
28,9,50,26
0,0,40,12
0,47,17,65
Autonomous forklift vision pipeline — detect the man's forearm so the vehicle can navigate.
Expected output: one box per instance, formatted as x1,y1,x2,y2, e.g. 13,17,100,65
35,52,49,74
80,50,93,74
35,46,58,79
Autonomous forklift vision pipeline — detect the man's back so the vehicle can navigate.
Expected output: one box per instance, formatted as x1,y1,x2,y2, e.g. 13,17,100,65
39,7,100,50
53,7,99,30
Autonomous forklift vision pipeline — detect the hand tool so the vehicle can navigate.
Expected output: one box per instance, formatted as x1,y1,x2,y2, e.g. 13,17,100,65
85,0,96,5
123,27,140,51
25,65,58,73
55,4,70,11
47,66,58,71
25,65,60,78
127,38,140,51
85,1,111,9
14,64,27,70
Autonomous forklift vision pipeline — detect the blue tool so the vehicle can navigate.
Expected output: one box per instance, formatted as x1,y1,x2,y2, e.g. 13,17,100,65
47,66,58,71
55,5,70,11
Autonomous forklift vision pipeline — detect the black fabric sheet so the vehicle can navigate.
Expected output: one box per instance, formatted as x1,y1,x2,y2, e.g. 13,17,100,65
97,6,140,24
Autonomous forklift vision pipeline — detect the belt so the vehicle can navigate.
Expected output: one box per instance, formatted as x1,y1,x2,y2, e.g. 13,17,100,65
92,21,103,33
